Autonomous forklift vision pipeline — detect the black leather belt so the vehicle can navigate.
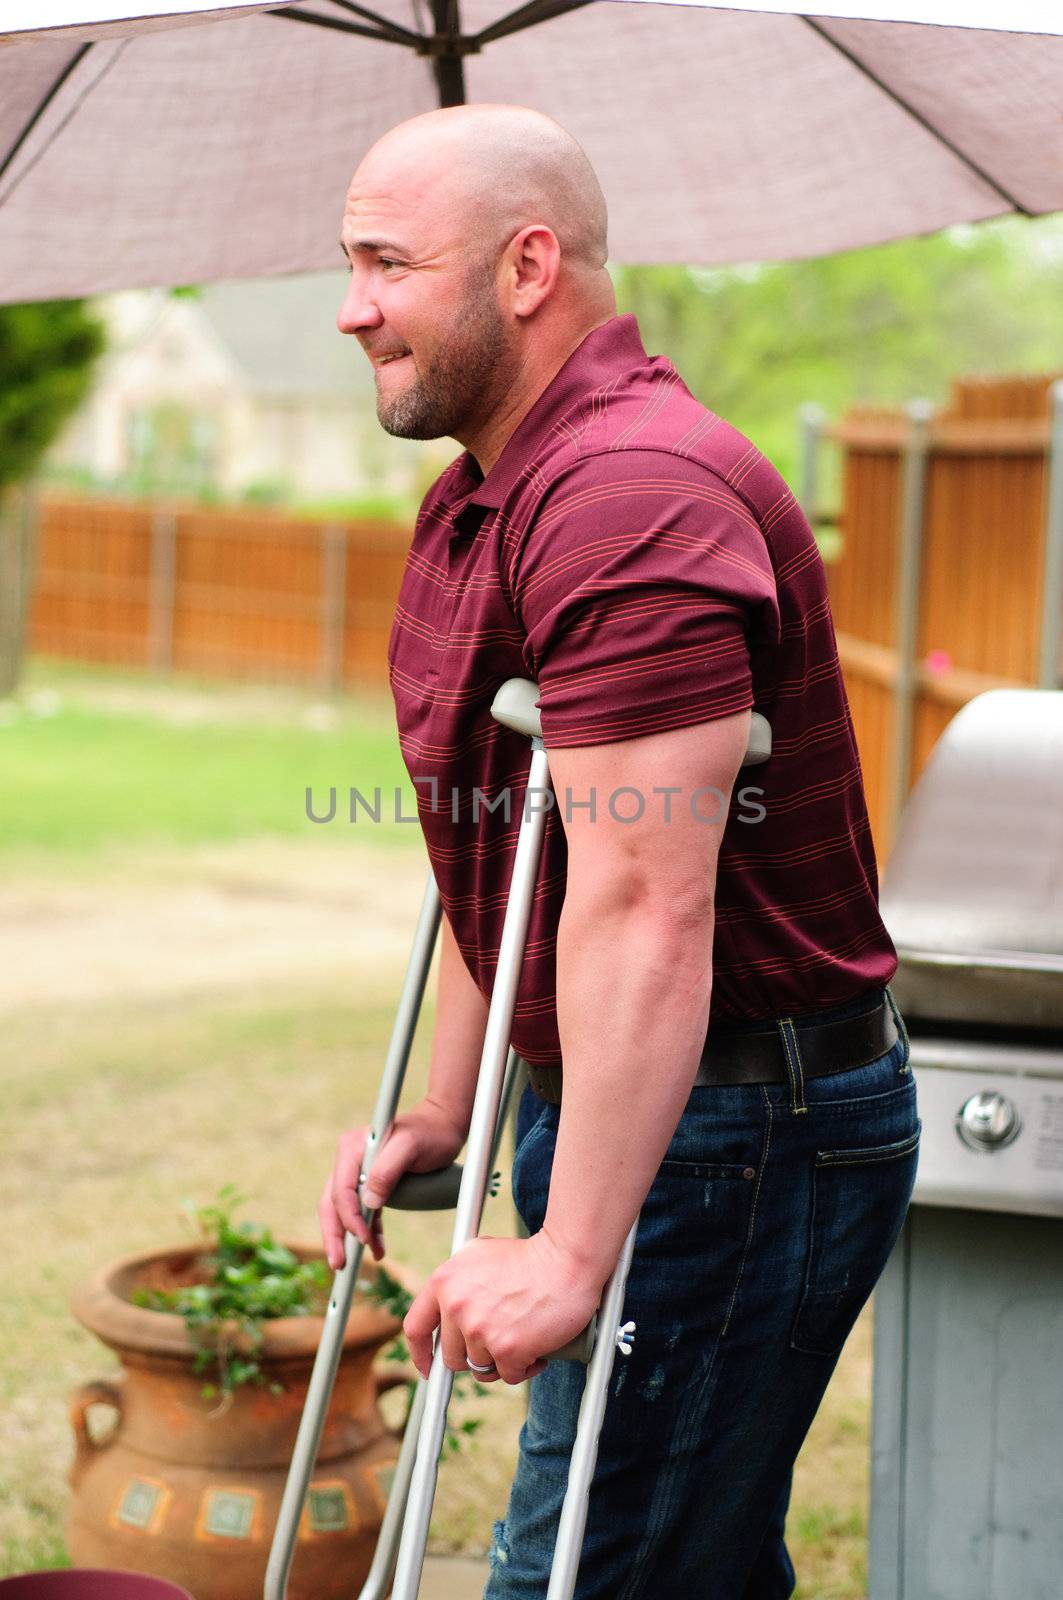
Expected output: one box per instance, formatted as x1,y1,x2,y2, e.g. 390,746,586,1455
525,993,898,1106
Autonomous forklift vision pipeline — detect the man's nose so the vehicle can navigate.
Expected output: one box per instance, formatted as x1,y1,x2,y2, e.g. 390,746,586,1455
337,274,383,336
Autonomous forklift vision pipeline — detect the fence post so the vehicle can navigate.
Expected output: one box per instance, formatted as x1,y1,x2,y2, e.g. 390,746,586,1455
0,484,39,700
148,505,177,672
798,403,826,523
320,522,348,693
889,399,933,838
1038,380,1063,690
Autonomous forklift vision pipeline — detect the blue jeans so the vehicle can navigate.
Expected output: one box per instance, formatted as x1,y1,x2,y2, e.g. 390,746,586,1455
485,989,920,1600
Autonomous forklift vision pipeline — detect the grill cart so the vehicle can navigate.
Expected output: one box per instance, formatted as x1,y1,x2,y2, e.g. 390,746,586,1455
871,689,1063,1600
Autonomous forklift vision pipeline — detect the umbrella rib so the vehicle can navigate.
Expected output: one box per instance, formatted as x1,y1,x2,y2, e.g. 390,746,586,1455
801,17,1030,215
473,0,594,48
0,39,128,211
271,5,420,47
0,41,93,195
318,0,426,47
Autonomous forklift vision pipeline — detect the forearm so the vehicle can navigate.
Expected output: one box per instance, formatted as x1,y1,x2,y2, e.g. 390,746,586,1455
542,885,715,1287
424,913,490,1135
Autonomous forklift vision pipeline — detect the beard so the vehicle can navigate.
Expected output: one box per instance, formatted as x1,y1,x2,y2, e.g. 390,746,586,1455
375,259,514,441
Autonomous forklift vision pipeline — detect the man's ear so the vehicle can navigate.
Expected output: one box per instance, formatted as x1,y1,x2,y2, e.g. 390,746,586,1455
506,225,561,319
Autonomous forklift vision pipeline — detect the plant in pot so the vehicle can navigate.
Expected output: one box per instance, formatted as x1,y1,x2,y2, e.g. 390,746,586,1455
66,1186,420,1600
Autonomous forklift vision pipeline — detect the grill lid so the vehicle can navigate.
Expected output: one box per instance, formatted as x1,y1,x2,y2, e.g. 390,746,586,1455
881,689,1063,1030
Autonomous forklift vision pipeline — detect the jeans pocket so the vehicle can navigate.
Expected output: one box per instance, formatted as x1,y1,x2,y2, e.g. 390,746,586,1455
885,984,912,1075
790,1122,921,1357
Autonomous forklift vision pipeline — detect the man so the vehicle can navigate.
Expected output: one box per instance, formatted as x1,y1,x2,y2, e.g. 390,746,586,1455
321,104,919,1599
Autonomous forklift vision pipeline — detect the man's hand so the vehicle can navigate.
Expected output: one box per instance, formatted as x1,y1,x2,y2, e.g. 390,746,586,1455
319,1098,466,1270
404,1232,603,1386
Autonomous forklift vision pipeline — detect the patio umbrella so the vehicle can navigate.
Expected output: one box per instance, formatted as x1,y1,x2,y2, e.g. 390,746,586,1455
0,0,1061,301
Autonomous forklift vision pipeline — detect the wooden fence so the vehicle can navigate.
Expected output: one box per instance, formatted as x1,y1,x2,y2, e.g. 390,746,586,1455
821,371,1063,859
28,497,409,689
25,370,1063,861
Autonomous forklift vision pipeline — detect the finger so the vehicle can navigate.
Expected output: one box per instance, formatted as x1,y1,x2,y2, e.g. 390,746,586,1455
465,1344,501,1384
367,1211,386,1262
404,1283,441,1380
438,1312,469,1375
319,1188,352,1273
331,1187,370,1255
331,1130,370,1237
491,1344,542,1387
360,1127,417,1210
493,1359,529,1386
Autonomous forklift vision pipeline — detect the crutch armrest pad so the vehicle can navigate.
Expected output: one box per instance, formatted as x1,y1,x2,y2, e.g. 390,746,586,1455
744,711,772,767
490,678,771,765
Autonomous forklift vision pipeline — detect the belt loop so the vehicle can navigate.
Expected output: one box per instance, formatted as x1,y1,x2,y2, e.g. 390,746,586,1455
776,1017,807,1114
884,984,911,1075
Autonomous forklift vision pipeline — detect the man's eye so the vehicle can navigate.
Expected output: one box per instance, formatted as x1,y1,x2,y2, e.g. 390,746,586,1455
379,259,402,271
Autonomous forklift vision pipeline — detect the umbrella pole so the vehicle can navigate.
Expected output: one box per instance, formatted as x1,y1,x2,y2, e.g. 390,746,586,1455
428,0,467,106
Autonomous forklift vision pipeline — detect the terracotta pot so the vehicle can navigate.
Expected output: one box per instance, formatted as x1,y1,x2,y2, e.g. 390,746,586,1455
68,1246,414,1600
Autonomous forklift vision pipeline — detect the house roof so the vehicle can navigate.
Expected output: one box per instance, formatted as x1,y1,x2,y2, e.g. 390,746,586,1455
197,272,375,400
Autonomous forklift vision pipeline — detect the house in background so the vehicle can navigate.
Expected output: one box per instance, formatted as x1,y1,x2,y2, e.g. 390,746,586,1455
48,272,453,508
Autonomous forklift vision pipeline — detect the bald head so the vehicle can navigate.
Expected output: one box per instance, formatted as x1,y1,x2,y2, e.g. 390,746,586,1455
361,104,610,283
339,104,616,468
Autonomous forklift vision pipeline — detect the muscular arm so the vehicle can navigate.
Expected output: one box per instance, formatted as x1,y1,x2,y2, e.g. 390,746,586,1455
422,912,491,1133
540,708,751,1290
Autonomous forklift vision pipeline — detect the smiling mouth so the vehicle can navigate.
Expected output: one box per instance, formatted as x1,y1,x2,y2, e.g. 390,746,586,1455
376,351,410,368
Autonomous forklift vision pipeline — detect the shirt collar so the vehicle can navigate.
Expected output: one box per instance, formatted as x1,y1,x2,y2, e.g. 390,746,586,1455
452,314,651,516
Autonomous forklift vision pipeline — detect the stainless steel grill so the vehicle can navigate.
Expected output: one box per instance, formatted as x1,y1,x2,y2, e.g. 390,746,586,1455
884,688,1063,1215
869,688,1063,1600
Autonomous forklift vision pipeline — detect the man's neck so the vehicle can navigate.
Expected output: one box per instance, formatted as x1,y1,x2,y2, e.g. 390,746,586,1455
463,312,616,478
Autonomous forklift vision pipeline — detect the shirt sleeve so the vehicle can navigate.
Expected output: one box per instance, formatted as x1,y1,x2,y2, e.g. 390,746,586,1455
508,449,780,748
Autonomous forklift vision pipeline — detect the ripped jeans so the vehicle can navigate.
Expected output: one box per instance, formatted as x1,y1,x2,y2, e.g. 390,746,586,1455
484,987,920,1600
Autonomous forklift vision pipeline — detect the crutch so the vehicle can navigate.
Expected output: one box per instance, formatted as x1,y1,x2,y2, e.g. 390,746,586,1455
265,679,772,1600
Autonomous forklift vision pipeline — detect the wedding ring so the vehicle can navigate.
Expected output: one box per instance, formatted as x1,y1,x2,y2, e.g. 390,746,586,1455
466,1356,497,1374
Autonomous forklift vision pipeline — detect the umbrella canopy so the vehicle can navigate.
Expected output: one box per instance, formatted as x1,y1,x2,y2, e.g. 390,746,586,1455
1,0,1061,302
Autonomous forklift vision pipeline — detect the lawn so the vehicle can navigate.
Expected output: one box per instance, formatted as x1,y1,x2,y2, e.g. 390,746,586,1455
1,657,419,865
0,659,875,1596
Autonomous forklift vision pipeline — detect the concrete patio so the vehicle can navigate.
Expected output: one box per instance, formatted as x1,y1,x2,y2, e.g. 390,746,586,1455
422,1555,487,1597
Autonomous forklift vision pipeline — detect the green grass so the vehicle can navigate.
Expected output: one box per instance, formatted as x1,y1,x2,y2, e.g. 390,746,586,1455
1,661,419,861
0,1536,71,1579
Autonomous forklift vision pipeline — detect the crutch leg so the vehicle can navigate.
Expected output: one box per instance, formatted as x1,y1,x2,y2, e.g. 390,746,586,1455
356,1044,523,1600
353,1377,426,1600
390,713,553,1599
546,1223,638,1600
263,878,442,1600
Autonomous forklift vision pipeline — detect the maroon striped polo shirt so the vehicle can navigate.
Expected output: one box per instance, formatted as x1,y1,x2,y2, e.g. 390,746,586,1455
388,314,896,1067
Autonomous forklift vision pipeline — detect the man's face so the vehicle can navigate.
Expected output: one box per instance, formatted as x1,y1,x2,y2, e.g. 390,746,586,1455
338,154,516,443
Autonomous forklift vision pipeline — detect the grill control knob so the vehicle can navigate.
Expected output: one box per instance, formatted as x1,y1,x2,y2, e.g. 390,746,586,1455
956,1092,1020,1151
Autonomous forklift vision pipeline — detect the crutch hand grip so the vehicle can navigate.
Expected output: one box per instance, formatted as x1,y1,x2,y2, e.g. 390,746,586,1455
549,1315,597,1364
385,1165,465,1211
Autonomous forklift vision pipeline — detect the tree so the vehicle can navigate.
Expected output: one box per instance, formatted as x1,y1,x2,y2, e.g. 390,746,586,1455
612,214,1063,489
0,299,106,698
